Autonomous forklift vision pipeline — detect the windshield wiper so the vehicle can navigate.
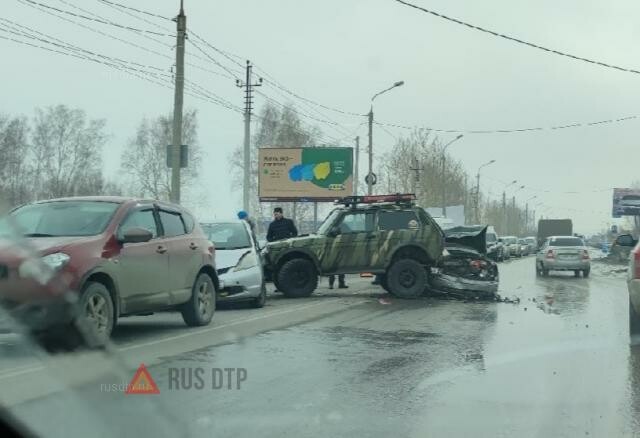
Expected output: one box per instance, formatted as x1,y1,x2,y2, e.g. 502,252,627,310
23,233,57,237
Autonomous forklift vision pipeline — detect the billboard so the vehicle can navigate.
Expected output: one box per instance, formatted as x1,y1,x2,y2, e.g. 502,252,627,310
612,188,640,217
259,147,353,202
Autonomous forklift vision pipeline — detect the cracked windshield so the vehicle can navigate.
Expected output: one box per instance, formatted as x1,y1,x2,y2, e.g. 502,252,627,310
2,1,640,437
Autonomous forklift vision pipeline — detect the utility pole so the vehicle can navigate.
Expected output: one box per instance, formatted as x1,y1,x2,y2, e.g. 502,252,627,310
502,191,507,234
367,109,373,195
410,157,421,198
236,60,262,213
475,172,480,223
354,136,359,195
170,0,186,204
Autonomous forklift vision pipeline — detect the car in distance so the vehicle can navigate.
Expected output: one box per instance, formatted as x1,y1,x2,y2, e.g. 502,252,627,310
502,236,521,258
0,197,217,350
263,194,445,299
201,220,266,308
485,226,505,262
609,234,638,263
536,235,590,277
518,238,530,256
525,236,537,253
628,240,640,336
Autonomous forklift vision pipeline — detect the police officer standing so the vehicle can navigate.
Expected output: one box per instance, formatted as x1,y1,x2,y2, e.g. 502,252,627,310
266,207,298,242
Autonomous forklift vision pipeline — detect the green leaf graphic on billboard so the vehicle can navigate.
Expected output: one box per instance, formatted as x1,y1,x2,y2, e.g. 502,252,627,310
295,148,352,189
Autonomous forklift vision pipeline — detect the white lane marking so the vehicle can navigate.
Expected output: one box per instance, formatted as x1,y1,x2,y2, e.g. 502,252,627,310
118,299,352,351
0,364,45,379
0,297,369,381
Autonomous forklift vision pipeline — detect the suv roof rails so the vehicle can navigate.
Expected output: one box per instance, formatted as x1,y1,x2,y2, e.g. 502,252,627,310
335,193,416,208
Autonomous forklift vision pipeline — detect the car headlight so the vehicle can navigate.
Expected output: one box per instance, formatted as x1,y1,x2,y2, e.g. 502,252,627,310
232,252,259,272
41,253,71,270
18,252,70,284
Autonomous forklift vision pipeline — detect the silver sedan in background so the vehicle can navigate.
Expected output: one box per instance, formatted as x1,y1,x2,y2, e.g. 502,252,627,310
200,220,266,308
536,235,591,277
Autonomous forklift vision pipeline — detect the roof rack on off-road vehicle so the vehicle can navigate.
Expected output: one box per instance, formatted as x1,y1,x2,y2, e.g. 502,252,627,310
335,193,416,208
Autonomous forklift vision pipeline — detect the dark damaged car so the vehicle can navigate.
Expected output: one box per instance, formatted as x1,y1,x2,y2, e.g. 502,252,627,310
429,225,500,298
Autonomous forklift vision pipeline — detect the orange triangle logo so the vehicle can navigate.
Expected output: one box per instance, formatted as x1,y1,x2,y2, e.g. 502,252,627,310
126,363,160,395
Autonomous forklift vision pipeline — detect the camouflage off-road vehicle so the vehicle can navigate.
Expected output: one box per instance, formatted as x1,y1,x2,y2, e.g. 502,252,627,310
262,194,445,299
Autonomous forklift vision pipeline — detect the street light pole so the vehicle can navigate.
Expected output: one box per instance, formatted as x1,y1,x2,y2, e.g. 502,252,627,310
502,180,517,234
525,195,537,233
441,134,463,217
474,159,496,223
367,81,404,195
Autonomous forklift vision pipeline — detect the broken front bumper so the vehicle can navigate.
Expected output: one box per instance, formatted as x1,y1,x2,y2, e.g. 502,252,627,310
428,272,499,296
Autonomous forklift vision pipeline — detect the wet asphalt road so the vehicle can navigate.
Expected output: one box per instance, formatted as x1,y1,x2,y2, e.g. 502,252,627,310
1,254,638,437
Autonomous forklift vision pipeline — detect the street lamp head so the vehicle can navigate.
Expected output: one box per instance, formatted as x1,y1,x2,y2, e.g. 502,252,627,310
394,81,405,87
489,159,496,164
456,134,464,140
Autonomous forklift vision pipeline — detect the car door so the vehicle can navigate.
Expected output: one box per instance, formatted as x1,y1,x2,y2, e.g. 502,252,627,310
158,209,202,305
376,209,422,268
115,206,170,314
320,211,376,273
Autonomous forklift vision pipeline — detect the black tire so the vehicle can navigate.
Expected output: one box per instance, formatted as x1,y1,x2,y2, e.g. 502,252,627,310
387,259,428,299
574,270,580,277
583,269,590,278
252,282,267,308
277,258,318,298
77,281,115,348
181,273,216,327
631,298,640,336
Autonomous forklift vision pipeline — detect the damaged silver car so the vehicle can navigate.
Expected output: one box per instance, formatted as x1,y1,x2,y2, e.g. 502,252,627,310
429,225,500,298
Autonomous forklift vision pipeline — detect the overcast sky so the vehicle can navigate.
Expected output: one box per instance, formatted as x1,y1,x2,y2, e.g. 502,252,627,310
3,0,640,233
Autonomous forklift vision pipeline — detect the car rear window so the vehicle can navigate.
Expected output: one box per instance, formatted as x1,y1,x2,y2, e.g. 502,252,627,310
550,237,584,246
378,210,420,230
486,233,497,243
159,210,186,237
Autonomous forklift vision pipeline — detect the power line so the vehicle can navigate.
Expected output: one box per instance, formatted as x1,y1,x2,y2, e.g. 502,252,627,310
374,115,639,135
187,37,240,79
393,0,640,76
95,0,173,24
18,0,174,37
17,0,236,80
0,21,242,113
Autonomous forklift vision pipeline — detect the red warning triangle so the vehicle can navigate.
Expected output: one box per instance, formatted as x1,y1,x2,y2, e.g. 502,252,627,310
126,363,160,394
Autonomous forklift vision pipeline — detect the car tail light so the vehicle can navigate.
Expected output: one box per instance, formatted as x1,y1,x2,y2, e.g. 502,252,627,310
469,260,488,270
546,249,555,259
634,246,640,280
582,249,590,260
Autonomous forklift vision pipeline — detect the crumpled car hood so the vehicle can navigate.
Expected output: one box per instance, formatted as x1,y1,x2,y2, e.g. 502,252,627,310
443,225,487,254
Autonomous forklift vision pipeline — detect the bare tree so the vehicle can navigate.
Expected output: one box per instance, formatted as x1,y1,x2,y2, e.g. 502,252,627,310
0,115,32,205
120,109,200,200
30,105,107,199
229,102,323,233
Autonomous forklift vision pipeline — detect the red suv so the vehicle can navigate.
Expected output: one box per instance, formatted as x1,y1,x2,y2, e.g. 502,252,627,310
0,196,217,349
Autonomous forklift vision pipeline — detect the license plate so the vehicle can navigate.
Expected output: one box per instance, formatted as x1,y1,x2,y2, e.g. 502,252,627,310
559,254,576,259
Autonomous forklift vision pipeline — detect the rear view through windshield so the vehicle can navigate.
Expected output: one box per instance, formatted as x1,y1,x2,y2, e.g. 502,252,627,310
11,201,119,237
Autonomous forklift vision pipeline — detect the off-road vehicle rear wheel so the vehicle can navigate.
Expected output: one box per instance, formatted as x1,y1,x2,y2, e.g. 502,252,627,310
387,259,428,299
277,258,318,298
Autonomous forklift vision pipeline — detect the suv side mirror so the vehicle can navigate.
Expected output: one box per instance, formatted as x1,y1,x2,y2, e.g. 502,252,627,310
120,227,153,244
